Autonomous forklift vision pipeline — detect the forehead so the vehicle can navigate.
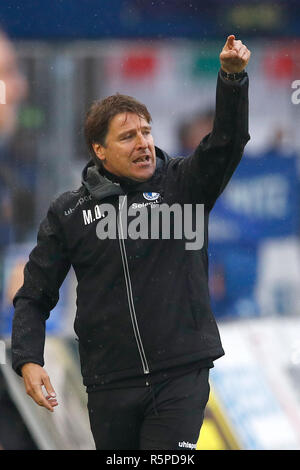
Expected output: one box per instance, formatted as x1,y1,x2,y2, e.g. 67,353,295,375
109,112,150,134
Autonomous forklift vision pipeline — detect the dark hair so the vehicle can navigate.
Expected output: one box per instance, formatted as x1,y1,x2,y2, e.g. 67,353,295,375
84,93,152,164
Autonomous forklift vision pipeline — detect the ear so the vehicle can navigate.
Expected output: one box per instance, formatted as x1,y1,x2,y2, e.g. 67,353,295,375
92,143,106,162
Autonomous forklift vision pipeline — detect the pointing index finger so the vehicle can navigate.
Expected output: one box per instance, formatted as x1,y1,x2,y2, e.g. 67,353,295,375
226,35,235,49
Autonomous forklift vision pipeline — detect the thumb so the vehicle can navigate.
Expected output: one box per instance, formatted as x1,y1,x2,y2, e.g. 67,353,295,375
225,34,235,50
42,374,56,398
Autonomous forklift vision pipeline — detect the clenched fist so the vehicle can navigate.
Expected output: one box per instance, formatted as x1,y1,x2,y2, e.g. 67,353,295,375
220,35,251,74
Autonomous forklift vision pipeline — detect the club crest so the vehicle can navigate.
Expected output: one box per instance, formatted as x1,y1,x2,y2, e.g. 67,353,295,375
143,192,160,201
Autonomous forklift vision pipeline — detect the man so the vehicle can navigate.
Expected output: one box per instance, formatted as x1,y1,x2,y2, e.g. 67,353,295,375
0,30,38,450
11,35,251,450
0,30,29,247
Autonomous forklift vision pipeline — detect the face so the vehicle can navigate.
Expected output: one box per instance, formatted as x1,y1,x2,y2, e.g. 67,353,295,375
93,112,156,182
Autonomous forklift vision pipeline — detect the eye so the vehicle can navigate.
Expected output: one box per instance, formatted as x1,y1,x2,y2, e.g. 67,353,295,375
121,134,132,140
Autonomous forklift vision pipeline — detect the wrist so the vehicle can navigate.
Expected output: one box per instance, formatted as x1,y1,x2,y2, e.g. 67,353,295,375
20,362,42,375
220,68,246,81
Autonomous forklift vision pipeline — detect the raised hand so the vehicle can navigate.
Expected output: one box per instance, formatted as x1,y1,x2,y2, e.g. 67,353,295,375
220,35,251,74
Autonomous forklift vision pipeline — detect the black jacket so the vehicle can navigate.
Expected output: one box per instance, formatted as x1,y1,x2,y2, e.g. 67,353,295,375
11,70,250,387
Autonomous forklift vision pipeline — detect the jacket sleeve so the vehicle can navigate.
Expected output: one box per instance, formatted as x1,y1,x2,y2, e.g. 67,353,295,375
11,202,71,376
173,69,250,211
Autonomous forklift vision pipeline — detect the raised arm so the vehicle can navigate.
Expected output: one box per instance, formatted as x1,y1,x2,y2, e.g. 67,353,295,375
172,35,251,210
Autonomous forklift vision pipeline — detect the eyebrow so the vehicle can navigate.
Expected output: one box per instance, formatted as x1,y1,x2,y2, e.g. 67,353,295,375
118,125,152,138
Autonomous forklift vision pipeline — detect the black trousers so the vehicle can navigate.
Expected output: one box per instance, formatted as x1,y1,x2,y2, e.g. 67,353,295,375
87,368,210,450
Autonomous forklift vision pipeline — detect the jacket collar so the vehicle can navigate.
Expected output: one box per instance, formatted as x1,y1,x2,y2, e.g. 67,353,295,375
81,146,169,201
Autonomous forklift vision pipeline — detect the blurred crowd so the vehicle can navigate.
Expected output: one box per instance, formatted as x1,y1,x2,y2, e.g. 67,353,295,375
1,29,300,328
177,109,300,319
0,29,300,449
0,30,36,250
0,30,38,450
1,31,300,326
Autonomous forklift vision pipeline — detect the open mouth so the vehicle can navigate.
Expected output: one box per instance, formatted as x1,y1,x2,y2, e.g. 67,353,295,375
133,155,151,165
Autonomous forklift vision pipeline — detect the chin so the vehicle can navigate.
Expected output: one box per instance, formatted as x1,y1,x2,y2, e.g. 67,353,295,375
133,169,155,182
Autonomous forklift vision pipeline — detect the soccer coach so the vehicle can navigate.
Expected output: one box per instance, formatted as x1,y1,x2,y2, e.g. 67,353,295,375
11,35,251,450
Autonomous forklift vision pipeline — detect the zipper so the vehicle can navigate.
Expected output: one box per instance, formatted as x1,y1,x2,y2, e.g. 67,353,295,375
117,195,150,375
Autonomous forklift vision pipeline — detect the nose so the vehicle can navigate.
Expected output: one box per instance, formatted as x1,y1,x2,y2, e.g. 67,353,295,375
136,132,148,149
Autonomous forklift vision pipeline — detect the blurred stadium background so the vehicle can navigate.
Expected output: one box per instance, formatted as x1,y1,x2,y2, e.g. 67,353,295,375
1,0,300,450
